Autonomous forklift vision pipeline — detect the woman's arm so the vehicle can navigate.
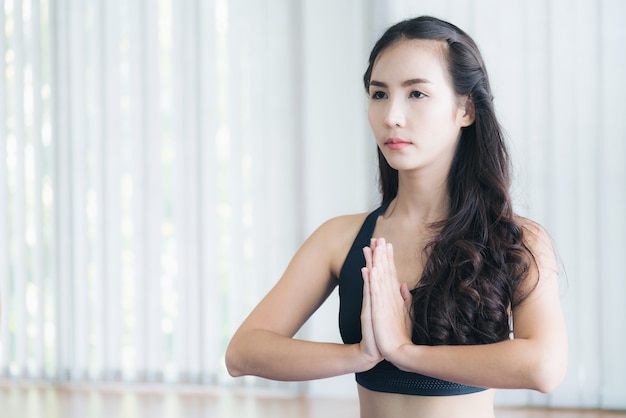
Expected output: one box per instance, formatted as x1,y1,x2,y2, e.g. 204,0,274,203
367,222,568,393
225,214,382,381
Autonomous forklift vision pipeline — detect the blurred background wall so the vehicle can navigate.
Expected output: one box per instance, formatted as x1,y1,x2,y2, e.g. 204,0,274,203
0,0,624,410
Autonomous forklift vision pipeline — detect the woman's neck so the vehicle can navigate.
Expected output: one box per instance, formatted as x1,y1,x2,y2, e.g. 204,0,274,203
387,172,449,224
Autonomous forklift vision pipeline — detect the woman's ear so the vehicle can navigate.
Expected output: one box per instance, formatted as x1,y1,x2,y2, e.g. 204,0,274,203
458,96,475,127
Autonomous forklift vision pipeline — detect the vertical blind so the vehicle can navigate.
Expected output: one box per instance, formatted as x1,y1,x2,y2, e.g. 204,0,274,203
375,0,626,410
1,0,301,392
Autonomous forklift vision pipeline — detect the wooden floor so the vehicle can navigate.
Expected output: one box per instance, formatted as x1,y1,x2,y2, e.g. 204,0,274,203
0,384,625,418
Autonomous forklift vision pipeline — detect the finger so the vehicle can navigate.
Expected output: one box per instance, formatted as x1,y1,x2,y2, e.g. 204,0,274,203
369,266,379,293
362,246,373,271
361,267,382,361
366,266,380,314
373,238,387,273
361,267,371,311
361,266,370,282
374,239,394,290
399,282,414,338
400,282,412,305
386,242,397,282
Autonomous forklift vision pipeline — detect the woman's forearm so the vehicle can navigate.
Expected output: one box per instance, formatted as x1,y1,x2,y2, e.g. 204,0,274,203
388,337,567,393
225,329,374,381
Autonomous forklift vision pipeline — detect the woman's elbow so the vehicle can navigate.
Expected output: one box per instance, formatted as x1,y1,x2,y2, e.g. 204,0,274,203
224,340,246,377
224,357,243,378
532,369,565,394
530,349,568,393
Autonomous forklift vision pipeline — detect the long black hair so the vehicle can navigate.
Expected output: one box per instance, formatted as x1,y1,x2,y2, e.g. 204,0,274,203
364,16,534,345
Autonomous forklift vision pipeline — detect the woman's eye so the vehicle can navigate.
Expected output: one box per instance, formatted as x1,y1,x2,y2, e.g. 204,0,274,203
371,91,387,100
410,90,426,99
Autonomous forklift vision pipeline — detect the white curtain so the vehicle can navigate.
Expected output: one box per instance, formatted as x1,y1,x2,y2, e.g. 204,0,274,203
3,0,625,411
372,0,626,410
0,0,304,392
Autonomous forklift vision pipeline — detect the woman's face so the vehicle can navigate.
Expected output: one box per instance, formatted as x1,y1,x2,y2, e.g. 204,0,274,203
367,39,474,177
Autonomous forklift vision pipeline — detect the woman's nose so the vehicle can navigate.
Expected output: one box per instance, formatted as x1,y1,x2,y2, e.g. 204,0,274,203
384,100,406,128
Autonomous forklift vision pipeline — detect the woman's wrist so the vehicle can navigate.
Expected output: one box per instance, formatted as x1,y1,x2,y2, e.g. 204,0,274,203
354,343,382,372
386,342,420,372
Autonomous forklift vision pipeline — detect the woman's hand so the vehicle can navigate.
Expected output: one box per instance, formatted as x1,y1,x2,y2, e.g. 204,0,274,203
363,238,413,359
360,265,383,368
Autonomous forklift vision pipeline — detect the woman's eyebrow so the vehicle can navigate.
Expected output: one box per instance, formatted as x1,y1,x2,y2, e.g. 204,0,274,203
369,78,433,88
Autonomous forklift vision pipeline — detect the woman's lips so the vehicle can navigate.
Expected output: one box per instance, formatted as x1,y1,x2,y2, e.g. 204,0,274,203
385,138,412,150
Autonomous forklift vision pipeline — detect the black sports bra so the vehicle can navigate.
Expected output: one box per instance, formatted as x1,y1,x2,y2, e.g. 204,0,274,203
337,204,487,396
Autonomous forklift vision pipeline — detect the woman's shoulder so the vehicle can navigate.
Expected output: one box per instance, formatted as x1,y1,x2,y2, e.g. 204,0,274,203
318,211,372,232
513,215,558,291
310,211,372,250
310,209,376,276
513,216,553,253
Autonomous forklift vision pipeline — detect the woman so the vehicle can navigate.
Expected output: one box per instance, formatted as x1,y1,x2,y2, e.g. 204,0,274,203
225,16,567,418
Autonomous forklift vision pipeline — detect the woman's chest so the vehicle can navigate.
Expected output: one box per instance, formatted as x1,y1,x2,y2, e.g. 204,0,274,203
371,225,431,288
